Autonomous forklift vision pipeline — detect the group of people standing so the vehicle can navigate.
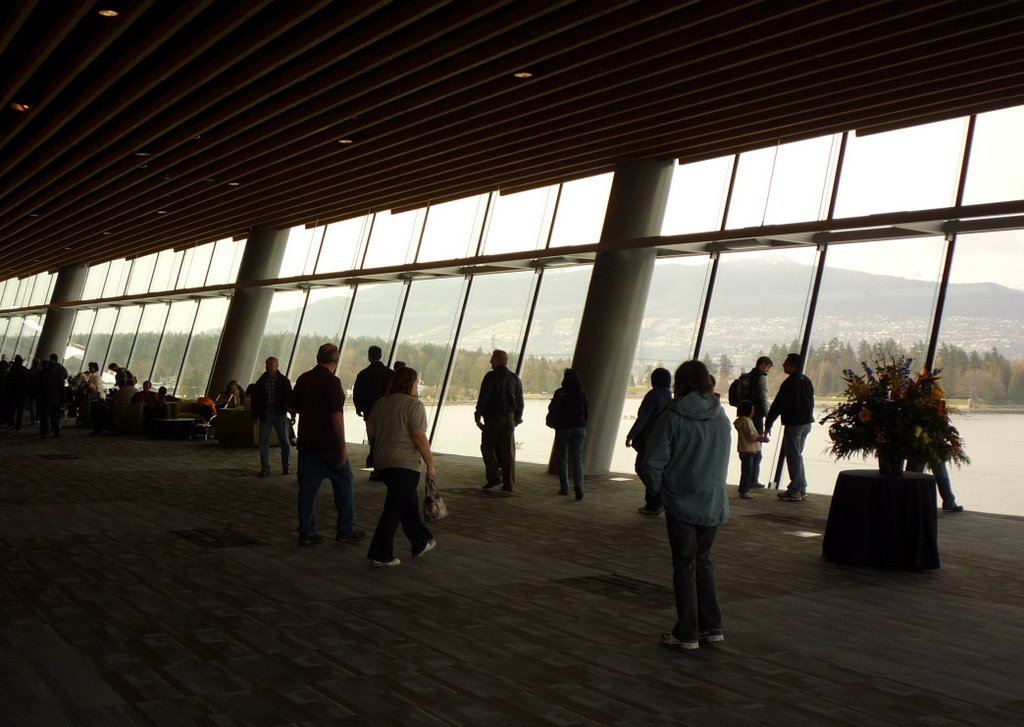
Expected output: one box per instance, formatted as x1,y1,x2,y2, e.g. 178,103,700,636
0,353,70,436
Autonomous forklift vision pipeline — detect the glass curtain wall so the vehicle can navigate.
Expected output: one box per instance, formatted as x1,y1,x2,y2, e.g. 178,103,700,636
151,300,198,394
252,290,307,382
105,306,143,373
178,297,230,397
289,286,354,378
127,303,169,383
63,309,96,370
431,270,538,456
81,308,117,372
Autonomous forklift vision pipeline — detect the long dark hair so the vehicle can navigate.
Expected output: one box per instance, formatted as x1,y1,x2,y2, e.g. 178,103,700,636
673,360,714,398
388,366,419,395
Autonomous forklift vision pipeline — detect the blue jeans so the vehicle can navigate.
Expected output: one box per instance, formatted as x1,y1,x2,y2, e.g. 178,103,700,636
296,450,355,536
259,412,292,472
556,427,586,493
738,452,757,495
783,423,812,495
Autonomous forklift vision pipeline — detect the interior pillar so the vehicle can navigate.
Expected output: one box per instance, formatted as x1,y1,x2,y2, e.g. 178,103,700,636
206,227,290,395
33,264,89,360
569,159,674,474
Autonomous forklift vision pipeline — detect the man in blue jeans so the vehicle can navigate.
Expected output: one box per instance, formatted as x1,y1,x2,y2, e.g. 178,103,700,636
290,343,365,547
250,356,292,476
765,352,815,502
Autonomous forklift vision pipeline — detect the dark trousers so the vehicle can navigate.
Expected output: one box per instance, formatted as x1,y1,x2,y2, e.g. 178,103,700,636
635,450,662,510
481,413,516,489
7,393,25,430
90,400,109,433
666,516,722,641
39,403,61,438
738,452,757,494
367,468,432,562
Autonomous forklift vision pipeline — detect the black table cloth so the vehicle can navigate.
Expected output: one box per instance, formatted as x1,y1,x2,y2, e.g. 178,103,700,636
822,469,940,571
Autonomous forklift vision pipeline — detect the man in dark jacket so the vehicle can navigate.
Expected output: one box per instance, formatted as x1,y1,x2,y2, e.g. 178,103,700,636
5,355,29,431
744,356,773,488
37,354,68,438
352,345,393,477
627,367,673,514
251,356,293,477
475,349,524,491
765,353,815,502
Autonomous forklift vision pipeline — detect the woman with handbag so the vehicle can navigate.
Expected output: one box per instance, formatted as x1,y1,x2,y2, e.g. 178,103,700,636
365,366,437,567
547,368,589,500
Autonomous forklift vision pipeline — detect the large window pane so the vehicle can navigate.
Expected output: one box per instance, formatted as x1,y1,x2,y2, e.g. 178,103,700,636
102,259,131,298
2,317,24,358
82,263,109,300
82,308,118,371
701,249,817,393
784,238,946,499
834,118,967,218
64,309,96,369
279,226,323,278
362,209,425,269
0,318,9,354
935,230,1024,515
416,194,489,263
431,270,538,455
152,300,198,394
105,306,143,373
962,105,1024,205
252,290,307,384
29,272,54,306
205,238,245,286
150,249,184,292
126,253,157,295
18,314,44,359
316,217,371,274
726,135,840,228
548,173,613,248
179,242,215,289
339,282,406,441
633,256,712,381
392,277,468,427
517,265,593,465
480,186,558,255
127,303,169,383
178,298,230,398
290,286,354,378
661,156,733,235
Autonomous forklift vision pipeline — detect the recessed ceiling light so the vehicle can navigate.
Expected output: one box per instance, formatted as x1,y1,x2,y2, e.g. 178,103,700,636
513,71,533,79
98,9,118,17
338,138,353,144
227,181,240,186
192,134,202,140
102,231,112,236
156,210,168,214
64,246,72,250
133,151,150,157
9,102,31,112
138,164,149,169
28,213,39,217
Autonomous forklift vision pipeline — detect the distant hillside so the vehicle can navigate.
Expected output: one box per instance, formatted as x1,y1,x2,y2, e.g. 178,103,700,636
263,255,1024,361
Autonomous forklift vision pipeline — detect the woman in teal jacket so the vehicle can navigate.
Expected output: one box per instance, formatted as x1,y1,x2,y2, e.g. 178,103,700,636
643,360,731,651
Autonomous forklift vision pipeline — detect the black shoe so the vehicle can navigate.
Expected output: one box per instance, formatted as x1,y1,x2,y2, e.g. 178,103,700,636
574,489,584,501
482,481,501,490
638,506,663,515
257,469,271,477
558,489,569,496
336,530,366,542
942,503,965,512
282,467,290,475
298,533,324,546
751,482,767,489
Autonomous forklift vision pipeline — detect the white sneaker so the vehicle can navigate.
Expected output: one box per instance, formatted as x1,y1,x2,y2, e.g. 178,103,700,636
661,633,699,650
414,539,437,558
370,558,401,567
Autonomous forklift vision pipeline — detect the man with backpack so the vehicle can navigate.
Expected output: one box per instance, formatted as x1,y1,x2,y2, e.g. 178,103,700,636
728,356,773,488
627,367,673,514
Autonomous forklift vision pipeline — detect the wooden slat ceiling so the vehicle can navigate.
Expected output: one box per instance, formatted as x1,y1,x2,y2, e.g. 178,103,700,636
2,0,1023,281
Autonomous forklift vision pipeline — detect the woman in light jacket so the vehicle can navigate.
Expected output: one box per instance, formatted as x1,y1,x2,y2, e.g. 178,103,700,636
643,360,731,651
365,366,437,567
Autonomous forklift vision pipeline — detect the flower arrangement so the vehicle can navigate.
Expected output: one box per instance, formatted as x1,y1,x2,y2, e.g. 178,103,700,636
819,356,970,470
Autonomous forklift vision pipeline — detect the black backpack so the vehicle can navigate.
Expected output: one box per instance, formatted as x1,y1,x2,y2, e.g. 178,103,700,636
728,373,750,408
